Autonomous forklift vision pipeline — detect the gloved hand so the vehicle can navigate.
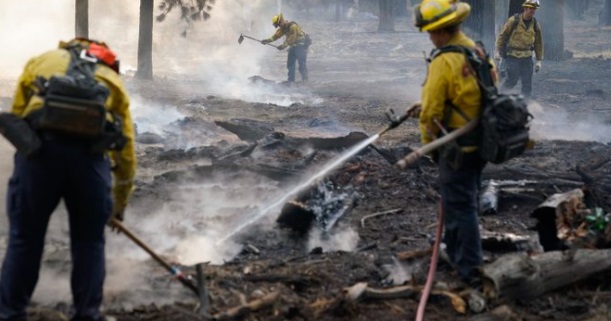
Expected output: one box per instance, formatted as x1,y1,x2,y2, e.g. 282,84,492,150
277,44,286,51
109,180,133,230
108,200,126,232
261,39,270,45
409,102,422,119
494,51,502,62
112,201,126,222
535,60,542,73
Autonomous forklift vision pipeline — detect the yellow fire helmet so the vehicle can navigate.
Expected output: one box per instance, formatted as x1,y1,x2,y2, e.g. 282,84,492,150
414,0,471,32
522,0,540,9
272,13,283,28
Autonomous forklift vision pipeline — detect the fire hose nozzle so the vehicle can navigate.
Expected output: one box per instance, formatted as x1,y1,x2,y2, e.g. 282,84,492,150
381,102,422,135
385,108,406,130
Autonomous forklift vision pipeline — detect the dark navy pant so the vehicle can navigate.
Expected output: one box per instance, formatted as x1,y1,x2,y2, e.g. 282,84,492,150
287,44,308,82
439,151,485,281
0,138,112,321
501,56,534,97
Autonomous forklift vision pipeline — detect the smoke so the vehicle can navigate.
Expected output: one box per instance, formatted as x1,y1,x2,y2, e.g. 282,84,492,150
0,0,317,105
384,257,417,286
130,94,185,136
529,100,611,143
307,226,360,252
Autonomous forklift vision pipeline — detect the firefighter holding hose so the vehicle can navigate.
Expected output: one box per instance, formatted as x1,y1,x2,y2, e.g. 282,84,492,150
413,0,488,286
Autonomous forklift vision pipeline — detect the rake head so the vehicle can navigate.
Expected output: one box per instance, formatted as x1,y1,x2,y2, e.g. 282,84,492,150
238,34,245,44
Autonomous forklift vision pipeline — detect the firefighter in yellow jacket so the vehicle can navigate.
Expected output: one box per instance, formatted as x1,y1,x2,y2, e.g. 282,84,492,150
0,38,135,321
496,0,543,97
261,14,310,83
414,0,488,285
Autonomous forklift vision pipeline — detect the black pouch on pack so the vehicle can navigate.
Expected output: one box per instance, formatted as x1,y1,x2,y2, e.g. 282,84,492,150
0,112,42,157
90,112,127,153
34,74,108,138
479,94,531,164
304,34,312,46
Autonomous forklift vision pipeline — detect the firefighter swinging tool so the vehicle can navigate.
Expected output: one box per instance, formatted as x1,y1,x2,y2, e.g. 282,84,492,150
238,33,279,48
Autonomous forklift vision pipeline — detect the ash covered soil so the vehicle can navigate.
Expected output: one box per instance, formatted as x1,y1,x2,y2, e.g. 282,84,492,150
3,7,611,321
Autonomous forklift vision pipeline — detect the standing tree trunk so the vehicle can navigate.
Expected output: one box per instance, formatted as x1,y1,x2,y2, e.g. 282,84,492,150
463,0,495,52
508,0,522,17
75,0,88,38
481,0,496,54
396,0,408,16
495,0,509,32
378,0,395,32
567,0,587,19
136,0,154,80
463,0,483,38
602,0,611,25
538,0,565,61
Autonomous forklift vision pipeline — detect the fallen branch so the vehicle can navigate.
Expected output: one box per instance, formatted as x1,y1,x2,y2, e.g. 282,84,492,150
242,274,320,291
360,208,403,228
396,247,432,261
343,282,466,314
213,290,280,320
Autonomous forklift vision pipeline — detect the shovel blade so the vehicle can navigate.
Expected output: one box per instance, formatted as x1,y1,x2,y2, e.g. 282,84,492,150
238,34,244,44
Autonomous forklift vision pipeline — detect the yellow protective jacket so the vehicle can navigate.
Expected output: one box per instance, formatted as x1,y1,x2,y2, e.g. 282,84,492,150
11,40,136,209
496,14,543,60
266,21,307,47
419,32,483,149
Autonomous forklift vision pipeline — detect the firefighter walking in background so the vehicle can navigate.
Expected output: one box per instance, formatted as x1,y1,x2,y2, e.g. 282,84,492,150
261,14,311,83
496,0,543,97
413,0,488,285
0,38,136,321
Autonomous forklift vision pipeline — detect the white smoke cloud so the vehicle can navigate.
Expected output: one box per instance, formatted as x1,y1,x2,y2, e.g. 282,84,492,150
529,100,611,143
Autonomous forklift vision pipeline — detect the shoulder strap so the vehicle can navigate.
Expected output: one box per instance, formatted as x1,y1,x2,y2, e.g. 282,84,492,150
509,14,520,38
65,46,96,76
511,14,539,33
430,44,498,105
428,45,468,62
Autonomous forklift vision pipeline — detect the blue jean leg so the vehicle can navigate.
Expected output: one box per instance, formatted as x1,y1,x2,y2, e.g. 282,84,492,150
0,140,111,321
0,151,64,320
63,146,111,320
287,44,308,82
439,151,485,280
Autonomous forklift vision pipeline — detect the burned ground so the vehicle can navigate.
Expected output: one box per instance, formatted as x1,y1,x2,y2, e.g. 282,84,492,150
1,4,611,321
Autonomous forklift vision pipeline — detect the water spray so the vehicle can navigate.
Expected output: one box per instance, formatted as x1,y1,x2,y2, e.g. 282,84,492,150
217,102,421,244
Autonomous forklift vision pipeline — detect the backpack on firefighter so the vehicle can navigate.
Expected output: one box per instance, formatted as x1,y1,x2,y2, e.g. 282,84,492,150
430,42,533,164
30,42,126,153
499,13,540,59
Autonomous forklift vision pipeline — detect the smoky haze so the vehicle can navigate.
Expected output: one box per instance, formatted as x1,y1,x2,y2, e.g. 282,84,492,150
1,0,607,312
0,0,316,309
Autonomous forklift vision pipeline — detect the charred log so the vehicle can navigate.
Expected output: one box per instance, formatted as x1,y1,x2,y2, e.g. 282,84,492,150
214,118,276,142
481,249,611,300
